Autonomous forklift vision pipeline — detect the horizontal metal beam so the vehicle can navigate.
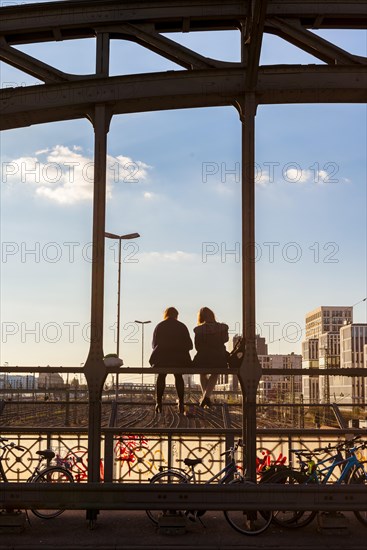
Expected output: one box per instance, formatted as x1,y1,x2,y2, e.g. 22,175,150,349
1,65,366,131
256,64,367,104
1,482,366,511
1,365,366,377
0,426,364,438
0,1,366,45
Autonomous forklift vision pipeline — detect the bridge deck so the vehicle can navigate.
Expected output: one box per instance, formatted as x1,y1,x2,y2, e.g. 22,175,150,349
0,509,365,550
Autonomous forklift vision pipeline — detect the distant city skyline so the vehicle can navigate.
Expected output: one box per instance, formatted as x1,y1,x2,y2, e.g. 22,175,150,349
1,2,366,386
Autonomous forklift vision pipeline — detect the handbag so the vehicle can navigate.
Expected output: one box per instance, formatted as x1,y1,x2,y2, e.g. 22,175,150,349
228,337,245,369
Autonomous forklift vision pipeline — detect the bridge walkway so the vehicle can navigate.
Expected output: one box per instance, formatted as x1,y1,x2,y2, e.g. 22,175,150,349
0,510,365,550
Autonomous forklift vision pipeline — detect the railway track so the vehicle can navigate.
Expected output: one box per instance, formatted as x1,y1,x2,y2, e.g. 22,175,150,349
0,399,315,429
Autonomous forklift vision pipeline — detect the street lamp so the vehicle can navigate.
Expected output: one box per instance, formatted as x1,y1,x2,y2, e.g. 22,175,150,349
105,231,140,398
135,320,151,389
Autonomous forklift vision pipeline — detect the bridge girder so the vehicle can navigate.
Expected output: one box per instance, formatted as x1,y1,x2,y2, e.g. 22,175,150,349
1,1,366,46
0,1,366,131
1,65,366,131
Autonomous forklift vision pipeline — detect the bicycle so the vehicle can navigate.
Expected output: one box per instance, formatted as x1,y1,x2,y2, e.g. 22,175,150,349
146,439,272,536
0,436,74,519
262,436,367,528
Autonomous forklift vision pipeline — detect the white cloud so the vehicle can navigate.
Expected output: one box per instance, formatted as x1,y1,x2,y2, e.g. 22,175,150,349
142,251,197,263
256,171,271,185
113,155,151,184
284,168,311,183
2,145,152,205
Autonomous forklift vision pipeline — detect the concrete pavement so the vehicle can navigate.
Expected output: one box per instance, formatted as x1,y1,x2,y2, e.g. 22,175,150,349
0,510,366,550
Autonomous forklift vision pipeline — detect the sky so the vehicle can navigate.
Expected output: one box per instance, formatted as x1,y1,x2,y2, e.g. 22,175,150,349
0,1,366,385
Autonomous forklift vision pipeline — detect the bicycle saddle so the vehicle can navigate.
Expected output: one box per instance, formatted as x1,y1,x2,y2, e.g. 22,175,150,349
36,449,55,461
184,457,203,467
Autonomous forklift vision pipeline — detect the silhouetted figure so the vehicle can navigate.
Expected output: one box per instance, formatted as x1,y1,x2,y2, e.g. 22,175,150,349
193,307,229,408
149,307,192,414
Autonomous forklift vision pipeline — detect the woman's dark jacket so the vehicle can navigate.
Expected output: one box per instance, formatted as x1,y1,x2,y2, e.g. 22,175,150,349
149,318,193,368
192,322,229,368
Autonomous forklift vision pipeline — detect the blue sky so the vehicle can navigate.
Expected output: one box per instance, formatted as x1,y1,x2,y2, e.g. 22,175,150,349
1,1,366,384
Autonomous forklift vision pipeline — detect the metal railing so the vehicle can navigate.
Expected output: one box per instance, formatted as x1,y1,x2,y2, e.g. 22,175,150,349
0,426,366,511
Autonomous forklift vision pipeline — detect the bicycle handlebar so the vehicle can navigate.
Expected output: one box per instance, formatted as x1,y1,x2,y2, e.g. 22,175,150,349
0,441,25,452
220,439,243,457
291,437,366,461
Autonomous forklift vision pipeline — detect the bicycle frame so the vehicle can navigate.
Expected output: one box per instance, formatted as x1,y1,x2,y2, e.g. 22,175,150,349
147,441,273,536
26,456,50,482
159,455,239,485
301,446,365,485
0,459,8,482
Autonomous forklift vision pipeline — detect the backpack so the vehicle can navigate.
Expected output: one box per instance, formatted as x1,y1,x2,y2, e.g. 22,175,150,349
228,336,245,369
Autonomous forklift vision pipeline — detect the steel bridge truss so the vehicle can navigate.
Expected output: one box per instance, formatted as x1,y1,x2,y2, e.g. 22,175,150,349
0,0,366,516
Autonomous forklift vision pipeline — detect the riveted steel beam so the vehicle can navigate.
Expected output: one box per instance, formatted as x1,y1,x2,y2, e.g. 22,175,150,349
0,1,366,47
1,365,366,377
1,65,365,131
1,483,366,511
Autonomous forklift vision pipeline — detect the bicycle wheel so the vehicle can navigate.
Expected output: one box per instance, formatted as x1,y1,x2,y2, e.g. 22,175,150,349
263,468,317,529
350,466,367,526
146,470,188,525
223,480,272,535
31,467,74,519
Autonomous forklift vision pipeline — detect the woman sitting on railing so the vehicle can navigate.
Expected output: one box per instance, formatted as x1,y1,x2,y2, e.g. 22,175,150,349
149,306,193,414
193,307,229,408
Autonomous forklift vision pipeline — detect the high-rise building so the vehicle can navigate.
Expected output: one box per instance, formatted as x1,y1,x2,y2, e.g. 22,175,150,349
255,334,268,356
339,323,367,405
301,305,364,405
305,306,353,339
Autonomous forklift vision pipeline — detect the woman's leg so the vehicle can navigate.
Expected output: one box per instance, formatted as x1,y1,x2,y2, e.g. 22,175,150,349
202,374,218,400
156,374,166,405
200,374,208,394
174,375,185,413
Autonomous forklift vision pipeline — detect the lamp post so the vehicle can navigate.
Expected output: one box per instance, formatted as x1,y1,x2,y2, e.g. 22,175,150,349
105,231,140,398
135,320,151,389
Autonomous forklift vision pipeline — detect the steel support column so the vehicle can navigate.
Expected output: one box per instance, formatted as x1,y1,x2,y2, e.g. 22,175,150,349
238,94,262,481
83,34,111,498
83,103,111,522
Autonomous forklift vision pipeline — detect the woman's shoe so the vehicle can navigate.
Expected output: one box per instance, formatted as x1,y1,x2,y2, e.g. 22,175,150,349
177,400,185,414
155,402,162,414
199,397,211,409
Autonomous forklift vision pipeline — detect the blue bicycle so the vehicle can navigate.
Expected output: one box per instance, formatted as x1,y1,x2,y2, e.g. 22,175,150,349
262,436,367,528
